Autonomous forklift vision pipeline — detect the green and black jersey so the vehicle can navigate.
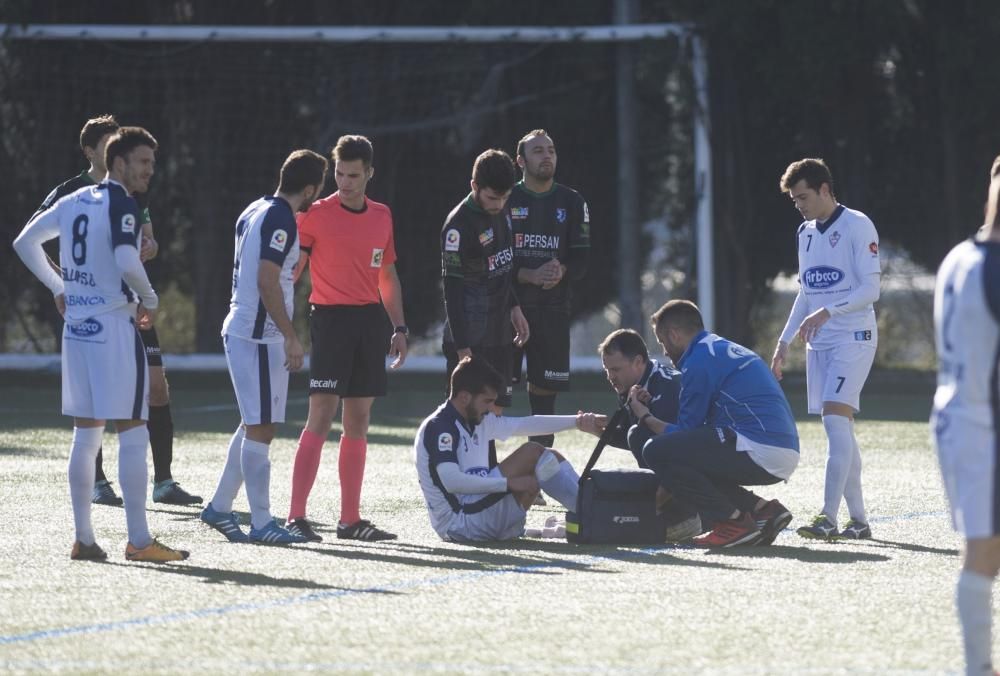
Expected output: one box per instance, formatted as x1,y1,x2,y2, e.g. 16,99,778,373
508,180,589,311
440,193,517,349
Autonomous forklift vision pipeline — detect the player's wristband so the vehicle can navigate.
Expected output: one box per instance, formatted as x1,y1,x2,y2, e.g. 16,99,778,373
394,325,409,336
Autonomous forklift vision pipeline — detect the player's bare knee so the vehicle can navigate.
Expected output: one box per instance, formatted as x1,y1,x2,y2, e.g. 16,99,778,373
965,537,1000,577
245,423,276,445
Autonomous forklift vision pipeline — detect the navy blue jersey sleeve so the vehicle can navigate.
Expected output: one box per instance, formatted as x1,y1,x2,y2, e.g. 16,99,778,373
671,352,716,433
423,419,459,466
984,245,1000,322
108,185,142,249
258,206,298,266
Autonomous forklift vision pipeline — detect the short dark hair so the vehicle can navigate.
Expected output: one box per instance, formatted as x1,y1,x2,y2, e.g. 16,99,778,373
597,329,649,362
449,355,505,399
104,126,157,170
472,149,517,193
278,149,328,194
516,129,551,158
780,158,834,196
79,114,120,151
651,299,704,334
332,135,373,167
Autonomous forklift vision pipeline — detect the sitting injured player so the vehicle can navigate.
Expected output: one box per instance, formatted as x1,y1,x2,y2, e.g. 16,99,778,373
414,355,603,542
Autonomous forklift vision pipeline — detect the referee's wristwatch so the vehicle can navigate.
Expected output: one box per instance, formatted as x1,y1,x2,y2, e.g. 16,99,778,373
394,325,409,336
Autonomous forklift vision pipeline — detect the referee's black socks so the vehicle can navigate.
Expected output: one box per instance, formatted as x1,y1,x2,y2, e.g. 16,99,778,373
528,391,557,448
148,404,174,484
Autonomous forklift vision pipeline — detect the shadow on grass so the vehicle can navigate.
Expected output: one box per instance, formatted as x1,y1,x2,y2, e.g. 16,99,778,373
704,544,891,563
319,538,747,572
864,538,959,557
104,561,400,592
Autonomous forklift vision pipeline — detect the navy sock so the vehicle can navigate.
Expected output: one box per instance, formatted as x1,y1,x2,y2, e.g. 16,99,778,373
94,446,108,483
528,392,557,447
149,404,174,484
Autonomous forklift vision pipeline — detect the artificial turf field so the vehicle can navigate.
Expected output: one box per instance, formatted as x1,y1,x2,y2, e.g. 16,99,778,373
0,369,983,674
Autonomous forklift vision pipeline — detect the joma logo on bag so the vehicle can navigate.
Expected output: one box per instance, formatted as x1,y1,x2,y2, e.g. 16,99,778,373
612,516,640,524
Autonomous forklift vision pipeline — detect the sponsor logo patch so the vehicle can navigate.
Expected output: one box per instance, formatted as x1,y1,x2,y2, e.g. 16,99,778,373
67,318,103,338
583,202,590,223
121,213,136,234
612,516,640,524
726,343,752,360
478,228,494,246
802,265,845,289
510,207,529,219
829,231,841,248
869,241,879,255
544,369,569,381
66,294,106,307
437,432,453,452
487,247,513,272
465,466,490,477
514,233,560,249
370,248,384,267
854,330,872,341
309,378,338,390
269,229,288,252
444,228,460,252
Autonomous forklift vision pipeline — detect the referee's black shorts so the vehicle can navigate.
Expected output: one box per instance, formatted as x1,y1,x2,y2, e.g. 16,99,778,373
443,342,513,408
138,325,163,367
309,303,389,397
511,307,570,391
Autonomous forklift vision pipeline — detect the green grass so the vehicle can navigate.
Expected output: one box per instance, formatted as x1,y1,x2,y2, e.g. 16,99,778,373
0,371,981,674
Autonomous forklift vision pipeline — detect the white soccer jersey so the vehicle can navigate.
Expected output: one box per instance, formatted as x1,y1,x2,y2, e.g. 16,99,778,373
413,402,575,538
20,181,143,322
793,205,881,350
221,196,299,343
932,240,1000,427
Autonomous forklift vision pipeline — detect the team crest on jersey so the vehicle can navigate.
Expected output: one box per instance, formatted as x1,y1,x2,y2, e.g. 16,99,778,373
726,343,752,360
269,229,288,252
370,248,384,268
437,433,453,452
828,231,841,248
445,229,460,251
121,213,136,234
479,228,494,246
869,241,879,255
556,208,567,223
510,207,529,219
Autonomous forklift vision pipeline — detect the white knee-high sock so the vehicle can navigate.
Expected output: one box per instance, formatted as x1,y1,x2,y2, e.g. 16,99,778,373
68,426,103,545
957,569,994,675
536,451,579,511
821,415,854,523
240,438,272,530
210,426,246,513
118,426,152,549
843,425,867,523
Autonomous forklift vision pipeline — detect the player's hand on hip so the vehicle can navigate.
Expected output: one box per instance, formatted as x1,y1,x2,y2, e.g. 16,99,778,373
511,306,530,346
770,341,789,380
797,308,831,344
284,334,305,372
388,332,408,370
53,293,66,318
136,305,156,329
140,236,159,262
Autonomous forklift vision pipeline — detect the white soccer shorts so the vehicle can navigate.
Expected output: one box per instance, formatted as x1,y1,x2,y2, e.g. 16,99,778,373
224,334,289,426
445,467,527,542
62,312,149,421
806,342,876,415
933,412,997,539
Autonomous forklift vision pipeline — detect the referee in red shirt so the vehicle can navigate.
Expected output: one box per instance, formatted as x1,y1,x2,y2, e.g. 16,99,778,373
286,135,408,542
